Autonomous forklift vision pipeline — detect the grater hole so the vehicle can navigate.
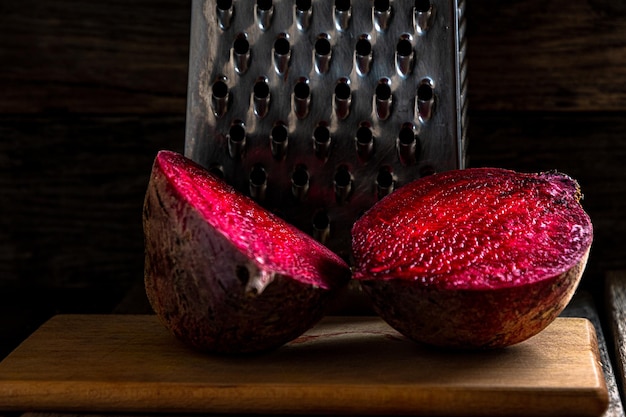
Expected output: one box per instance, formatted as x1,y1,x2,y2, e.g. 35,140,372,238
291,164,310,201
212,80,228,99
313,123,332,160
257,0,272,11
254,79,270,99
314,34,332,74
417,83,434,101
355,35,373,75
293,78,311,119
396,39,413,57
296,0,312,11
270,122,289,160
335,0,350,12
376,166,395,199
232,33,250,75
335,82,350,100
375,82,391,101
228,120,246,159
250,165,267,185
292,166,309,186
249,164,267,201
315,37,331,56
256,0,274,31
395,35,414,77
211,78,229,118
295,0,313,31
253,77,270,118
374,0,390,11
233,36,249,55
334,79,351,120
356,125,373,145
398,125,416,145
415,0,431,13
273,35,291,75
335,166,352,187
271,124,288,143
334,0,351,31
373,0,392,32
217,0,232,10
375,78,392,120
376,167,394,188
209,164,225,179
355,38,372,56
335,167,352,186
314,125,331,144
397,123,419,165
229,123,246,143
334,165,353,204
417,79,435,122
216,0,234,30
274,37,290,56
356,123,375,161
312,210,330,230
414,0,433,34
294,81,310,99
312,210,331,244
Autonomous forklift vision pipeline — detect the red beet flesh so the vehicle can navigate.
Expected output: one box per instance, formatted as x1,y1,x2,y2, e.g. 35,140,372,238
352,168,593,348
143,150,350,353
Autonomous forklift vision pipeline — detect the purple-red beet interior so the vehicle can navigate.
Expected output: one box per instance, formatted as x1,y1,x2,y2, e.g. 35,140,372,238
154,150,348,290
352,168,593,290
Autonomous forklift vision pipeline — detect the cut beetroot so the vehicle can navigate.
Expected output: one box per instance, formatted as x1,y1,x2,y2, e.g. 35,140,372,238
143,150,350,354
352,167,593,349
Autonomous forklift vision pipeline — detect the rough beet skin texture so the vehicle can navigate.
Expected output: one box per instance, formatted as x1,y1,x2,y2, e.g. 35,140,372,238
352,167,593,349
143,150,350,354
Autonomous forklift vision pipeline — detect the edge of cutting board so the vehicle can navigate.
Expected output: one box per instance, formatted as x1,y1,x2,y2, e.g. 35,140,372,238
0,314,609,416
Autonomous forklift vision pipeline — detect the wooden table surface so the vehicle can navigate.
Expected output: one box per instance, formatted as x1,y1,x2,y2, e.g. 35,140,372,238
0,291,621,417
1,1,626,415
0,314,610,416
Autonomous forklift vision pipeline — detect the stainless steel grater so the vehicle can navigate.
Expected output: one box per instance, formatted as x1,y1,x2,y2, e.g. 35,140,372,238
184,0,468,260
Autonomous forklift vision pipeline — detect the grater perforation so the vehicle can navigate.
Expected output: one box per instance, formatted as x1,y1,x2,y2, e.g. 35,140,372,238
185,0,468,259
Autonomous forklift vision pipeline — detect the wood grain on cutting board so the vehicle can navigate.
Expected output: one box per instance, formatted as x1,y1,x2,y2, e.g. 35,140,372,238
0,315,609,416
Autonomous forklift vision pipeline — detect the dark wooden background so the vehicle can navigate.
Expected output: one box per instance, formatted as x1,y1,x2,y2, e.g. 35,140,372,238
1,1,625,357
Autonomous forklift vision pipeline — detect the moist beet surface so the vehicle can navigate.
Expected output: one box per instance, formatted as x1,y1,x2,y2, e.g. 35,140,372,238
352,168,592,290
157,150,347,290
143,151,350,354
352,167,593,348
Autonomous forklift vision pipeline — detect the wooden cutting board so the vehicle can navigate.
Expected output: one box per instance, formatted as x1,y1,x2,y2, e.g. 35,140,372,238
0,314,608,416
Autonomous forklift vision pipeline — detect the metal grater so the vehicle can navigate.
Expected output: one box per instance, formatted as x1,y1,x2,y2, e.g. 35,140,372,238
184,0,468,260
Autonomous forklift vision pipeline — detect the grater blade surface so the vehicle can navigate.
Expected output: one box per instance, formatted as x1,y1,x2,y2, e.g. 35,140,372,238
185,0,468,259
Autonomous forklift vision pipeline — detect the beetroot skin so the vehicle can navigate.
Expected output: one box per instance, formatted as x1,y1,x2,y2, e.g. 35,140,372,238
352,167,593,349
143,150,350,354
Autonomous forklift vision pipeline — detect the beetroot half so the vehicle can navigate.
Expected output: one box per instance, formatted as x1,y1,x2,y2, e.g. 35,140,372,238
143,150,350,354
352,167,593,349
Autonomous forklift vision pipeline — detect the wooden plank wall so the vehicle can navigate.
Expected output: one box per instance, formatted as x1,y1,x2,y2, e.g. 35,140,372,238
1,1,625,353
